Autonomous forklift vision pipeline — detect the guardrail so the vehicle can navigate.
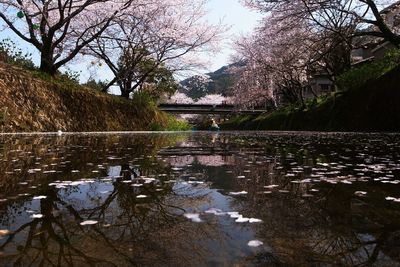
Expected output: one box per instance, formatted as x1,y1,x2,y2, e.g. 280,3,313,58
158,104,268,115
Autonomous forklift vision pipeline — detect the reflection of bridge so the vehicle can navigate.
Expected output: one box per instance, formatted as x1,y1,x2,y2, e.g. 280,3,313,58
158,146,232,156
158,104,267,115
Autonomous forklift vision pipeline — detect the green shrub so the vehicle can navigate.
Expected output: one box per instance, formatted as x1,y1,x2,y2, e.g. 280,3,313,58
59,68,81,84
164,116,191,131
149,122,163,131
29,69,84,93
132,92,191,131
83,79,109,92
131,91,156,108
0,39,36,70
150,115,191,131
337,49,400,91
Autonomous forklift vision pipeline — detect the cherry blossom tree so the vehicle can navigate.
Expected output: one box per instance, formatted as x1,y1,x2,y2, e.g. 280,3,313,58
166,92,231,105
0,0,133,75
166,92,194,104
232,0,395,108
88,0,224,98
196,94,231,105
232,12,318,108
245,0,400,46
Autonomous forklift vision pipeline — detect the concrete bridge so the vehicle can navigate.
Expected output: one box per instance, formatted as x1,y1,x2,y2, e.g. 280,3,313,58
158,103,267,115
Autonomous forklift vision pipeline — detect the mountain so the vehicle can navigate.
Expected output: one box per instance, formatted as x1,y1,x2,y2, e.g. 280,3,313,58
178,61,245,100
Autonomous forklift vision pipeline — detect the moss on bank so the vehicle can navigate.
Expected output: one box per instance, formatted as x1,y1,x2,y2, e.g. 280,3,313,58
0,62,183,132
222,65,400,132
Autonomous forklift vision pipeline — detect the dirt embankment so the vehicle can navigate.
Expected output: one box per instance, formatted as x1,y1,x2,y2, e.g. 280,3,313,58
223,65,400,132
0,63,167,132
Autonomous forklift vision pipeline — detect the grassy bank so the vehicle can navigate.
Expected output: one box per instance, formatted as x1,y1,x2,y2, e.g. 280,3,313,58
222,64,400,132
150,114,192,131
0,62,186,132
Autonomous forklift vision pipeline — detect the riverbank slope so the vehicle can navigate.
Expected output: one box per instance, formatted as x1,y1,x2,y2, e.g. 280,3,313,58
222,65,400,132
0,62,172,132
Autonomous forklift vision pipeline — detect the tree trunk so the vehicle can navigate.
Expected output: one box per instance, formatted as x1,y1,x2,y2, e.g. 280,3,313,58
119,79,133,99
39,50,56,75
121,90,130,98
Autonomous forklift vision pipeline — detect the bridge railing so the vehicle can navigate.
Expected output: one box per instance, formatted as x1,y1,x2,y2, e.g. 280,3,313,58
158,103,269,115
158,103,236,109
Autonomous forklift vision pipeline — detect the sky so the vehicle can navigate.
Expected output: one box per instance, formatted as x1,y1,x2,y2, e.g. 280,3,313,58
204,0,262,71
0,0,262,82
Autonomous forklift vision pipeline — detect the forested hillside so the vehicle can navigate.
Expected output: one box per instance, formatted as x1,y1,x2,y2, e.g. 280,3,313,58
178,62,244,100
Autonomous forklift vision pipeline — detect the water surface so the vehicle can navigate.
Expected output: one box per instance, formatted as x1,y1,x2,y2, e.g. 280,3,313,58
0,132,400,266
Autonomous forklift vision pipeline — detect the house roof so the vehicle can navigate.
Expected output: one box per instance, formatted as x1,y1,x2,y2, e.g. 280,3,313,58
351,56,375,67
370,41,396,53
380,1,400,15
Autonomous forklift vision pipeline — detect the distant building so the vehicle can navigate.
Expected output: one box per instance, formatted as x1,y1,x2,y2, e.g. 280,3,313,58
351,40,397,66
306,71,334,99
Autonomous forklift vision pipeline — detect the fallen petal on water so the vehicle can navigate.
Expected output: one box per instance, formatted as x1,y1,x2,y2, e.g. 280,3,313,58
354,191,367,196
184,213,202,223
264,185,279,189
227,212,241,218
248,240,263,247
235,216,250,223
80,220,98,226
33,196,47,200
229,191,248,196
204,208,225,216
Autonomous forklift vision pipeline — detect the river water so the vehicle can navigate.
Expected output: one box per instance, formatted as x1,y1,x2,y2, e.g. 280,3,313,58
0,132,399,266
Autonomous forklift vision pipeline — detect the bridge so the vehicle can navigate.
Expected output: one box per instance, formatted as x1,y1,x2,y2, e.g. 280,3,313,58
158,146,233,156
158,103,268,115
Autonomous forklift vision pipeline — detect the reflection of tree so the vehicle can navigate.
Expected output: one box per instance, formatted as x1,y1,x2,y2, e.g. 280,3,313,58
0,173,224,266
0,133,231,265
230,164,400,266
0,187,118,266
1,149,223,267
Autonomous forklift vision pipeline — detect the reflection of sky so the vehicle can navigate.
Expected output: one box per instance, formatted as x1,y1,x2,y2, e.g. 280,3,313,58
0,0,261,88
107,166,122,177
